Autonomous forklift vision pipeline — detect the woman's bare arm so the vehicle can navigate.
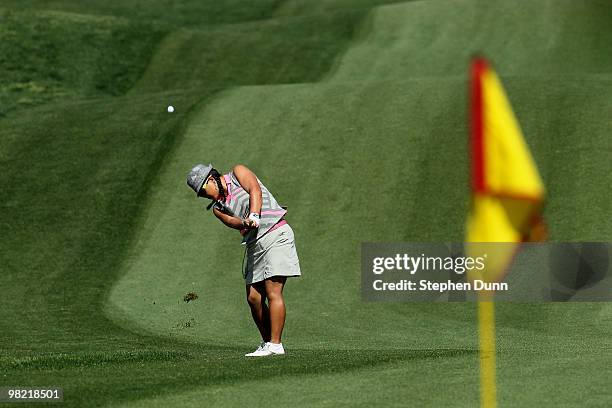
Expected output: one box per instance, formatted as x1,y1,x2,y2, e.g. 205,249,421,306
233,164,262,216
213,207,245,230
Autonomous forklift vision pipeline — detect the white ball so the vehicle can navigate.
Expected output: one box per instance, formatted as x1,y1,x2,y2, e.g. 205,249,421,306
167,105,174,113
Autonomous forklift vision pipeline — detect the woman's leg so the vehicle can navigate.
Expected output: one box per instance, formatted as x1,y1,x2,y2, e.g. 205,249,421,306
264,276,287,344
246,282,271,342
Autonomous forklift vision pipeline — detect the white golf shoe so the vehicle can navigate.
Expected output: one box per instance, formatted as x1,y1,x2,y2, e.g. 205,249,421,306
267,342,285,355
244,342,285,357
245,342,271,357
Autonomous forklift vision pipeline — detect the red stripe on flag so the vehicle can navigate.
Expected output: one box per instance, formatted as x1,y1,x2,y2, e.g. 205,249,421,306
471,57,487,193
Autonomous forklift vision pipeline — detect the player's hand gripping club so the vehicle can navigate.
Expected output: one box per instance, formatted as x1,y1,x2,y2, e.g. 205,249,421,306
242,212,260,229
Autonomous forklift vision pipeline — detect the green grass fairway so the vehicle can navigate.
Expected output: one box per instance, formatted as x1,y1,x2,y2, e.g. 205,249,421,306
2,0,612,406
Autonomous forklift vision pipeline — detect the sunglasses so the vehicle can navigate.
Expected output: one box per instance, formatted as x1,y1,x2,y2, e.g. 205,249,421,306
198,177,210,197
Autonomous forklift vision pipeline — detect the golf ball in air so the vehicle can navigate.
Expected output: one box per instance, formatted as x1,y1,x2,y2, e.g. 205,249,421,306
167,105,174,113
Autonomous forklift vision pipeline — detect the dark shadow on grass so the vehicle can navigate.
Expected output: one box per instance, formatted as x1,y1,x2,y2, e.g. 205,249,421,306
238,348,477,375
2,348,475,407
3,350,193,370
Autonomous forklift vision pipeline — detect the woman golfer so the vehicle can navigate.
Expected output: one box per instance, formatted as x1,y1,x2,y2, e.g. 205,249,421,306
187,163,301,357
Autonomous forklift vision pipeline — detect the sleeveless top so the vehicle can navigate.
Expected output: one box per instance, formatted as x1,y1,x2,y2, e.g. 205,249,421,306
213,172,287,244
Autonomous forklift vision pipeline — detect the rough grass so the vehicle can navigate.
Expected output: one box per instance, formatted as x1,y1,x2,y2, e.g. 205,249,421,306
0,9,165,115
0,0,283,26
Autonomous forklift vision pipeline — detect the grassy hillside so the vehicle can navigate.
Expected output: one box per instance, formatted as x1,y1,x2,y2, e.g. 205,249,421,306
1,0,612,407
0,9,164,115
0,0,283,26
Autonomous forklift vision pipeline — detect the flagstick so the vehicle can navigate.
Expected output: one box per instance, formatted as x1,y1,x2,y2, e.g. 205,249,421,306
477,295,497,408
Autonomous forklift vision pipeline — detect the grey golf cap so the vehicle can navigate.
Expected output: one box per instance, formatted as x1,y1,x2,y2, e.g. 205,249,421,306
187,163,213,196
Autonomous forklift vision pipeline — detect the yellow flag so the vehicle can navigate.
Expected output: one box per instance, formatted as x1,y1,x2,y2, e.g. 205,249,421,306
466,57,546,283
